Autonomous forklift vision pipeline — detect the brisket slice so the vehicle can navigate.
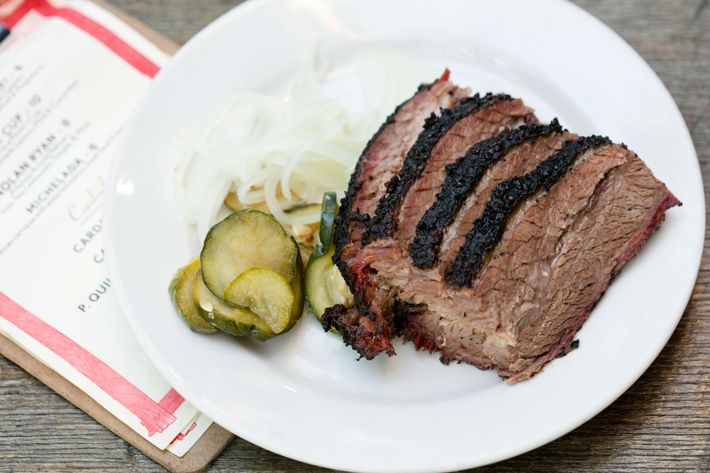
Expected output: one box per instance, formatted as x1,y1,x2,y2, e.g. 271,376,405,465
368,127,576,367
395,97,537,249
437,127,577,270
333,71,467,267
323,71,469,358
445,136,611,287
389,138,679,381
409,120,562,269
475,141,679,381
368,93,521,242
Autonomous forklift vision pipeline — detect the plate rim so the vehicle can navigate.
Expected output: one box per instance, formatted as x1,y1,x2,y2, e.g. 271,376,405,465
104,0,705,471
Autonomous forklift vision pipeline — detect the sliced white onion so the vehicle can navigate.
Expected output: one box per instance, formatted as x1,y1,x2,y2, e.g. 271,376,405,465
176,48,427,232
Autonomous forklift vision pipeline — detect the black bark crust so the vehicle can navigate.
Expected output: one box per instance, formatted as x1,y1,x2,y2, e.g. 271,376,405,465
365,93,513,244
409,119,564,269
445,135,612,288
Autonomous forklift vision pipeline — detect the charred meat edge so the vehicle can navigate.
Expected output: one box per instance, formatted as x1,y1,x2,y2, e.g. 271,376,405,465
365,92,513,243
409,119,564,269
320,302,396,360
445,135,613,287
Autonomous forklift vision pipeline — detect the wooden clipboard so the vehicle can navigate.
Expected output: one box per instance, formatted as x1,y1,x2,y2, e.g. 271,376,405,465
0,1,234,471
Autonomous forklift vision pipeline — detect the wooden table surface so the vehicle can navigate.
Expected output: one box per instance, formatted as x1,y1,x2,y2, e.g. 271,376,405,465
1,0,708,471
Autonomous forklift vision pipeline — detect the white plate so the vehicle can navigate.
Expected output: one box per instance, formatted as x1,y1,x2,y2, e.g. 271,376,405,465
105,1,704,471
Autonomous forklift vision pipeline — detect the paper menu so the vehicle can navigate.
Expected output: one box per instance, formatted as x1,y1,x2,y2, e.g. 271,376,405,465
0,0,211,455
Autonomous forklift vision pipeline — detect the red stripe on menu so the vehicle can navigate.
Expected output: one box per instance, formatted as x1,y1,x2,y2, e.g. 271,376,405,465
159,388,185,414
0,292,182,436
170,421,197,445
1,0,160,77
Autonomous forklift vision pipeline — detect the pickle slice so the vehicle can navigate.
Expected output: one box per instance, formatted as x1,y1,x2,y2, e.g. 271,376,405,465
194,272,274,340
309,192,338,261
304,247,353,320
168,259,217,334
201,209,298,298
224,266,303,334
318,192,338,249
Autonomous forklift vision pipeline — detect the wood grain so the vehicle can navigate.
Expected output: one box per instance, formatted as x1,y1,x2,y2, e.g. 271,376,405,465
1,0,708,471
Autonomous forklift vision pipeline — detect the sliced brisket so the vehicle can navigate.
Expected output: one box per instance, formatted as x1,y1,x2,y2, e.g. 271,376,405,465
328,89,540,360
472,141,679,381
437,127,577,270
385,138,678,381
369,126,576,367
367,93,533,242
323,71,469,357
445,135,611,287
409,120,563,269
395,96,537,248
326,72,679,381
